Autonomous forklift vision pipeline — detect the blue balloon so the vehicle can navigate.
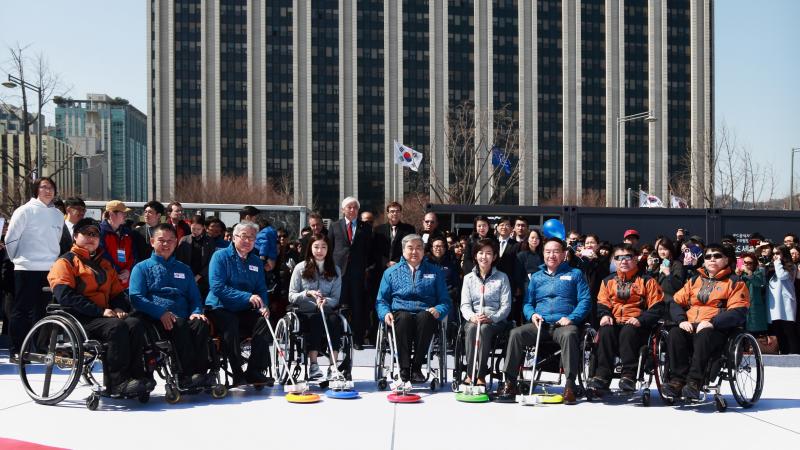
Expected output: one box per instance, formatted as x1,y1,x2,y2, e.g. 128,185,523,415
542,219,565,240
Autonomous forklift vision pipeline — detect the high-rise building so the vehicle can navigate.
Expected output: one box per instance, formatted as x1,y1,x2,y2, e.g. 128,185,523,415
54,94,148,201
149,0,713,217
0,131,78,203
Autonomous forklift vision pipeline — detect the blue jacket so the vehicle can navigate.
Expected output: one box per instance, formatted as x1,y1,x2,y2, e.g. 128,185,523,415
523,262,591,324
255,225,278,262
206,244,270,312
129,253,203,320
376,256,450,322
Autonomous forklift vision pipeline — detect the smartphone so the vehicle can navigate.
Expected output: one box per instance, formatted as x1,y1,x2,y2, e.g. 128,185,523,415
662,259,670,268
736,257,743,271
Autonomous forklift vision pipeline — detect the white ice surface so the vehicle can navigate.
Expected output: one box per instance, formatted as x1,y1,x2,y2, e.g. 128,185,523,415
1,349,799,450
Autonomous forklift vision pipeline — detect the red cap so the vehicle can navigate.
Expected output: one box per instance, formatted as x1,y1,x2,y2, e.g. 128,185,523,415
623,229,640,239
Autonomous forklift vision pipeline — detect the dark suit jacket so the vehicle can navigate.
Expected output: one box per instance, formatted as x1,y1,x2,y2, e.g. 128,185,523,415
297,226,328,257
175,233,217,282
59,223,73,255
496,237,519,289
330,218,373,277
374,222,416,267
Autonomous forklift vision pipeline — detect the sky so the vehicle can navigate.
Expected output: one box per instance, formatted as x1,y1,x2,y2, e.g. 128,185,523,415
1,0,798,199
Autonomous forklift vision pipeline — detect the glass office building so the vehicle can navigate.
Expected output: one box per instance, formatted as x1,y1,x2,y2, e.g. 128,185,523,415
150,0,713,216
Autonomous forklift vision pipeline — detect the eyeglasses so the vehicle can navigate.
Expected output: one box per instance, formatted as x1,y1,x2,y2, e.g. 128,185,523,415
79,231,99,238
613,254,634,262
704,252,725,260
431,244,446,249
155,239,176,245
235,234,256,242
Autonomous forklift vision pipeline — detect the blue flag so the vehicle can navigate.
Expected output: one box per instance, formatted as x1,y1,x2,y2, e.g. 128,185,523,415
491,146,512,175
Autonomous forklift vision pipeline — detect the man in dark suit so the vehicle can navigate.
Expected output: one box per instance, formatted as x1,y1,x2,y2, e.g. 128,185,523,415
418,212,444,253
329,197,374,349
495,217,519,283
370,202,415,341
297,212,326,257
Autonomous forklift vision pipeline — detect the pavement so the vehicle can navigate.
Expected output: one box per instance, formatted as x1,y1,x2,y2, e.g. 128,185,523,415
1,346,799,450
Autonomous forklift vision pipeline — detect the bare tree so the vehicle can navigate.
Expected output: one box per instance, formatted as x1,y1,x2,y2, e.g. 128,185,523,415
174,175,294,205
2,43,66,209
425,101,520,206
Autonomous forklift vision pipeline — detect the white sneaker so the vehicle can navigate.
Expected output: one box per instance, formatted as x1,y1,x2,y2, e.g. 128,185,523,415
308,363,323,380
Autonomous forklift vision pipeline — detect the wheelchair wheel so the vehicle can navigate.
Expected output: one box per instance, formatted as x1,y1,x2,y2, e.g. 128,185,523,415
165,384,181,404
335,314,354,379
727,333,763,408
19,315,84,405
272,317,292,384
437,322,448,385
652,328,671,403
451,323,466,392
374,325,389,389
578,327,597,394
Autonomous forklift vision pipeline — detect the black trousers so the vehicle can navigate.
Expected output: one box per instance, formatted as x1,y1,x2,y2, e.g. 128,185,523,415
770,320,800,355
139,314,210,375
594,324,648,379
503,323,580,381
10,270,50,354
75,314,147,387
393,310,438,370
341,272,366,343
208,308,271,376
298,312,341,354
667,326,727,383
464,320,508,378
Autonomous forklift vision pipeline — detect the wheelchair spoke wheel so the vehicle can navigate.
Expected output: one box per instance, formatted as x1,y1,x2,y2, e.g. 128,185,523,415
452,324,466,391
579,328,597,392
374,325,388,388
19,316,84,405
728,333,763,408
272,319,291,383
653,328,671,401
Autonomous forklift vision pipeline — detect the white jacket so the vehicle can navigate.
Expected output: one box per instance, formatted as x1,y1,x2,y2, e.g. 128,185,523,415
5,197,65,271
767,262,797,323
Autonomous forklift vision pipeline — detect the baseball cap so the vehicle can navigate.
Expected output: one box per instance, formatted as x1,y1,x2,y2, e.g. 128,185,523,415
623,229,640,239
73,218,100,236
105,200,131,213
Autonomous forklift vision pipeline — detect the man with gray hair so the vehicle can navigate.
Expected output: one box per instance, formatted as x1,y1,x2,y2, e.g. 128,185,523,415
330,196,374,349
376,234,450,382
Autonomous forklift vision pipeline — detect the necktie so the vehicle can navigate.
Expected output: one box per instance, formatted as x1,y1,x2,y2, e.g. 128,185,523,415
500,239,506,257
347,221,353,243
391,226,396,241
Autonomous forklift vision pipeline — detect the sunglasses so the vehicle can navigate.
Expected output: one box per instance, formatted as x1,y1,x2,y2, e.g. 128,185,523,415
704,252,725,260
613,254,634,261
79,230,100,238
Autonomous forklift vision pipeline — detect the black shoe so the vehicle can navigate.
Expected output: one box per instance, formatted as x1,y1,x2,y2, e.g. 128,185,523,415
682,380,701,401
495,380,518,398
232,373,246,387
399,368,410,382
245,370,269,385
587,376,610,391
411,370,426,383
110,378,144,396
191,373,208,387
143,377,157,392
179,375,195,389
618,376,637,392
661,379,684,399
205,373,219,386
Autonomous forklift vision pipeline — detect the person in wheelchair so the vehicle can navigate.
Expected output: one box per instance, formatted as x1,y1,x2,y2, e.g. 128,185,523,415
47,218,153,396
376,234,450,383
287,233,342,380
205,222,272,386
460,238,511,385
129,223,213,389
495,237,591,404
587,244,665,393
662,243,750,400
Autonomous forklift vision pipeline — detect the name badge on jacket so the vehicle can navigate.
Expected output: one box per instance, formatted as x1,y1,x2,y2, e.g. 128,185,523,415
117,249,127,263
559,275,572,281
174,272,186,279
249,265,259,272
424,274,435,279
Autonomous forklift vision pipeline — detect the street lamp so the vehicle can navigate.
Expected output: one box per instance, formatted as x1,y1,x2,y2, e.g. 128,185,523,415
616,111,657,207
790,147,800,210
3,74,44,179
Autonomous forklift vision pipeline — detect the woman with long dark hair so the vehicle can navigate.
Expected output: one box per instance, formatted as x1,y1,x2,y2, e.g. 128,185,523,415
287,233,343,378
462,216,495,274
767,245,799,354
647,238,685,321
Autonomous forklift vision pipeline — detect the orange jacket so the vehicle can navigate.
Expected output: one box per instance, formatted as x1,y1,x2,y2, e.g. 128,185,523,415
671,267,750,329
597,268,664,327
47,245,129,317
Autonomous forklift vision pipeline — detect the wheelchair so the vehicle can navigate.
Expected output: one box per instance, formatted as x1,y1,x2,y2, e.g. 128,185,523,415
141,321,227,404
208,319,276,391
374,318,448,392
509,323,594,400
271,306,354,388
583,323,664,406
450,319,513,393
655,326,764,412
18,305,157,410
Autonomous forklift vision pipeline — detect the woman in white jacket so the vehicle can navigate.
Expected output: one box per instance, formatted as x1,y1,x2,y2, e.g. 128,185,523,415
287,233,342,379
5,177,65,356
767,245,799,354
